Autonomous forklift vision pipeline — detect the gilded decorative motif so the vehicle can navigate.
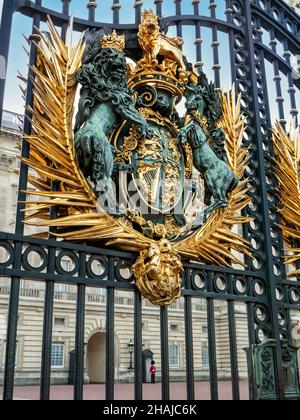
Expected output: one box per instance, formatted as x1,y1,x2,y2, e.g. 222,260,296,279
132,239,184,306
20,13,252,306
273,122,300,275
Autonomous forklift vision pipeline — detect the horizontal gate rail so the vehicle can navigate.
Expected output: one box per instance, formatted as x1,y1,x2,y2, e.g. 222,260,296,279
0,232,270,302
0,232,136,259
12,1,244,33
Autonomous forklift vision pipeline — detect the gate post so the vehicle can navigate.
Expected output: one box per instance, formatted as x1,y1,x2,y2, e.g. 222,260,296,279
243,0,285,400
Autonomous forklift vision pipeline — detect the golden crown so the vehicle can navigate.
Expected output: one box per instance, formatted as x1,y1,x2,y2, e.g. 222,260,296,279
101,30,125,52
141,9,159,23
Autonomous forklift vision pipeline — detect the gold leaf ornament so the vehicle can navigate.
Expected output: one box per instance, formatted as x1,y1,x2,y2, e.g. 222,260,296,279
22,19,151,251
132,240,184,306
273,121,300,275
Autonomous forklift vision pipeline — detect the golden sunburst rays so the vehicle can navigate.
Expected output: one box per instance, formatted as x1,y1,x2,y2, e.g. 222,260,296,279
273,120,300,275
22,19,94,217
20,18,150,251
174,86,252,267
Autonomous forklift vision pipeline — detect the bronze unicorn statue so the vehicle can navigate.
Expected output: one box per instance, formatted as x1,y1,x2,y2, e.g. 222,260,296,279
178,83,238,222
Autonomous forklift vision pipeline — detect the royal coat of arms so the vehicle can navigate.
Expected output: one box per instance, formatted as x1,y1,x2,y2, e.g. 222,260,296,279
22,11,252,305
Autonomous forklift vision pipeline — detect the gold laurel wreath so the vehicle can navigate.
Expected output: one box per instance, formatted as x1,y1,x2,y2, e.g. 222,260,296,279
22,20,251,267
273,121,300,275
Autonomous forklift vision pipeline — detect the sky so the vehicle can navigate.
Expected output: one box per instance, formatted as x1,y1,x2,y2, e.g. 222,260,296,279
0,0,299,124
1,0,228,115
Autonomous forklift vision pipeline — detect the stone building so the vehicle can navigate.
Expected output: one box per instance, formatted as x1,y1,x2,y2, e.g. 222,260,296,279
0,111,298,386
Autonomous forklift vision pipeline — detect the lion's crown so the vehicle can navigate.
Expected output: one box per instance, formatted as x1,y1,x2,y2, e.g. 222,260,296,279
102,30,125,53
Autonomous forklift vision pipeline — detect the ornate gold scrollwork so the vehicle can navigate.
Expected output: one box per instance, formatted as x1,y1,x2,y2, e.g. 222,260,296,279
132,239,184,306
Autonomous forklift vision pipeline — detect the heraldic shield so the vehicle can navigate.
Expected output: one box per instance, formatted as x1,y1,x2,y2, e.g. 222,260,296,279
113,110,191,234
21,10,252,306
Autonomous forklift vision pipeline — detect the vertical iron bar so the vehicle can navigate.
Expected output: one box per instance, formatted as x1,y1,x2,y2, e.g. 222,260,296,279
74,247,87,400
61,0,71,42
184,269,194,401
286,309,292,342
106,257,115,400
40,190,58,396
282,39,298,124
227,300,240,401
135,0,142,25
3,263,20,401
174,0,182,38
247,303,256,348
225,0,236,89
207,298,218,400
40,271,54,400
74,283,86,400
194,0,203,73
247,302,256,401
112,0,121,25
269,28,286,128
244,0,285,400
3,2,41,400
87,0,97,21
210,0,221,87
16,0,41,233
155,0,163,18
160,306,169,401
134,290,143,401
0,0,16,124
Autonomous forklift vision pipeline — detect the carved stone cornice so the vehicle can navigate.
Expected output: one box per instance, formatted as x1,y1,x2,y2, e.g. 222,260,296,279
0,129,21,142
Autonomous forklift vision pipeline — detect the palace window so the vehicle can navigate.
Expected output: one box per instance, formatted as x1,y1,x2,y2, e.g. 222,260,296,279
169,345,179,368
51,343,65,368
202,345,209,368
54,318,66,327
54,283,69,293
170,324,179,333
94,287,106,296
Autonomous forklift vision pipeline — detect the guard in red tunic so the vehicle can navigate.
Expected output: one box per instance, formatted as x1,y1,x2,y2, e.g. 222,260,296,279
150,360,157,384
